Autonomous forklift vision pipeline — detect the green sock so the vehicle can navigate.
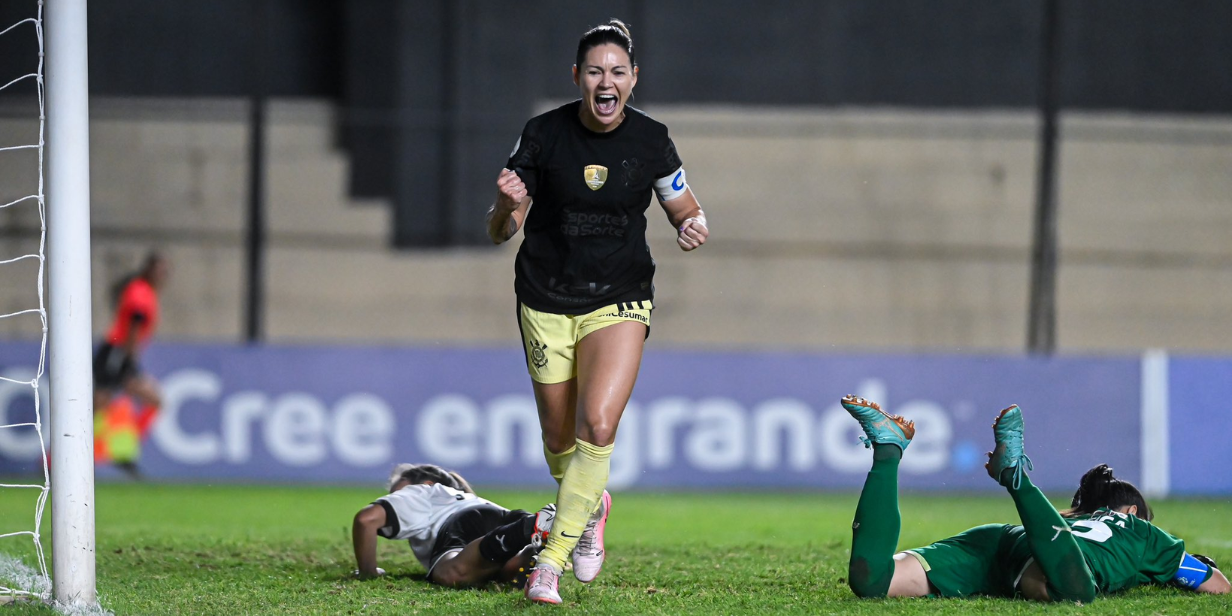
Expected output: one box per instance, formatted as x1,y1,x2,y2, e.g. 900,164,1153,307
1004,471,1097,603
848,444,902,598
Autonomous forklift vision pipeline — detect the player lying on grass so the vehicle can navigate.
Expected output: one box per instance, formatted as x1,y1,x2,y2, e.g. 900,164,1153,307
351,463,555,587
841,395,1230,603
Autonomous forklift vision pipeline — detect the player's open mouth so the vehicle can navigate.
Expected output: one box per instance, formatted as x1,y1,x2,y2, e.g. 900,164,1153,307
595,94,619,117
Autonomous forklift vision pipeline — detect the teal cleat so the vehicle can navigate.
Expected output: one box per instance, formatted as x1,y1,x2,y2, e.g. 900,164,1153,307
986,405,1034,489
841,395,915,452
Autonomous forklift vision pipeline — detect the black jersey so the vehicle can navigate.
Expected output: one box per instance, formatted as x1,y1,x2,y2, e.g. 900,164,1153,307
506,101,683,314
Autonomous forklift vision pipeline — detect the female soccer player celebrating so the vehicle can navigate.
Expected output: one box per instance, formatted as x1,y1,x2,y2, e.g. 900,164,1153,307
486,19,708,604
840,395,1229,602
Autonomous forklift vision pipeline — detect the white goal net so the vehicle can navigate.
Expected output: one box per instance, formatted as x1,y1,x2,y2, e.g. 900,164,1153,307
0,0,50,602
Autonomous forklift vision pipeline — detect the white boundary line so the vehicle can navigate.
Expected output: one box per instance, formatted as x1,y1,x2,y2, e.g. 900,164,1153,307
0,553,49,603
0,554,112,615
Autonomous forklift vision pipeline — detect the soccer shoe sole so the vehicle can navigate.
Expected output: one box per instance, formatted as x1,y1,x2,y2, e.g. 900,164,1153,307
985,404,1033,489
840,394,916,451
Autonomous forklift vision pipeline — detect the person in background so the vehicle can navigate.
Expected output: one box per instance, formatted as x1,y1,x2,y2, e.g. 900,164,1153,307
93,251,168,476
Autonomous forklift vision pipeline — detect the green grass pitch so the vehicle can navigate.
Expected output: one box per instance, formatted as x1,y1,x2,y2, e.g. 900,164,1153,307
0,484,1229,614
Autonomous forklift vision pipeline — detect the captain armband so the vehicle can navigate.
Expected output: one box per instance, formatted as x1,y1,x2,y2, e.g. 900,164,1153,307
653,167,688,202
1174,552,1213,590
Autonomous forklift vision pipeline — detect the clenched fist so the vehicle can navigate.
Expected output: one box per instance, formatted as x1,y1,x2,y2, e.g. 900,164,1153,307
496,169,528,212
677,216,708,251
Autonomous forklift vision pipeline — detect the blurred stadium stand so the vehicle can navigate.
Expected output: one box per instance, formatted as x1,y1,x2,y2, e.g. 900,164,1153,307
0,0,1229,351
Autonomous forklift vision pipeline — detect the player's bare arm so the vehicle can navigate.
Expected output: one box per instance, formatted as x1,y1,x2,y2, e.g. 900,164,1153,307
351,504,387,579
487,168,531,244
659,187,707,251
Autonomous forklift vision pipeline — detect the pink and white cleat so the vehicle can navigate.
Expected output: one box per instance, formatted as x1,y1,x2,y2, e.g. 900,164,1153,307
571,490,611,583
524,563,563,604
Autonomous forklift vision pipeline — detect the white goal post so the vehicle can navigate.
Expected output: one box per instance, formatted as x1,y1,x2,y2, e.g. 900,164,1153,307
45,0,96,606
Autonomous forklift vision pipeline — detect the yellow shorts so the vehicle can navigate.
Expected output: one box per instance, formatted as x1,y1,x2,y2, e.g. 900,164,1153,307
517,301,653,384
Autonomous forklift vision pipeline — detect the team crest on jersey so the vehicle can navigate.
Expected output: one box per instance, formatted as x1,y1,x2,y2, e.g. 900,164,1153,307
529,339,549,369
583,165,608,190
622,158,644,187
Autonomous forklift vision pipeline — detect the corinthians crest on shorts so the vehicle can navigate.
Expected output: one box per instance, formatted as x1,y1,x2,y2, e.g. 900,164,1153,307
529,339,549,369
583,165,608,190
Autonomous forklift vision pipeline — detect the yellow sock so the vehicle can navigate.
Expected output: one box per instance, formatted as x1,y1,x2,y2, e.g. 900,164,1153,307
543,441,575,484
536,439,612,571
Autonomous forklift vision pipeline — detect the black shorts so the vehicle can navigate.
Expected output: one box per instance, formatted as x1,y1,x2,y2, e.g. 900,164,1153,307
93,343,139,390
427,505,528,574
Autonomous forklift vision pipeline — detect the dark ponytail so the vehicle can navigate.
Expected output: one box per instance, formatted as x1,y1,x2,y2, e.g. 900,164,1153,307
387,463,475,494
447,471,474,495
576,19,635,68
1062,464,1152,521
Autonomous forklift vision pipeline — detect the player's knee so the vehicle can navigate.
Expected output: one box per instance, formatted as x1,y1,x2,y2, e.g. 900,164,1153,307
1047,583,1096,604
578,422,617,447
543,433,575,456
430,563,475,588
1054,590,1097,605
848,559,889,599
429,569,458,587
1066,586,1097,605
1049,564,1098,604
849,578,889,599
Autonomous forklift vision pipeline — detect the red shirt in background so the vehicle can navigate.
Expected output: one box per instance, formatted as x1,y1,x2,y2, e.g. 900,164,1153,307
105,278,160,347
